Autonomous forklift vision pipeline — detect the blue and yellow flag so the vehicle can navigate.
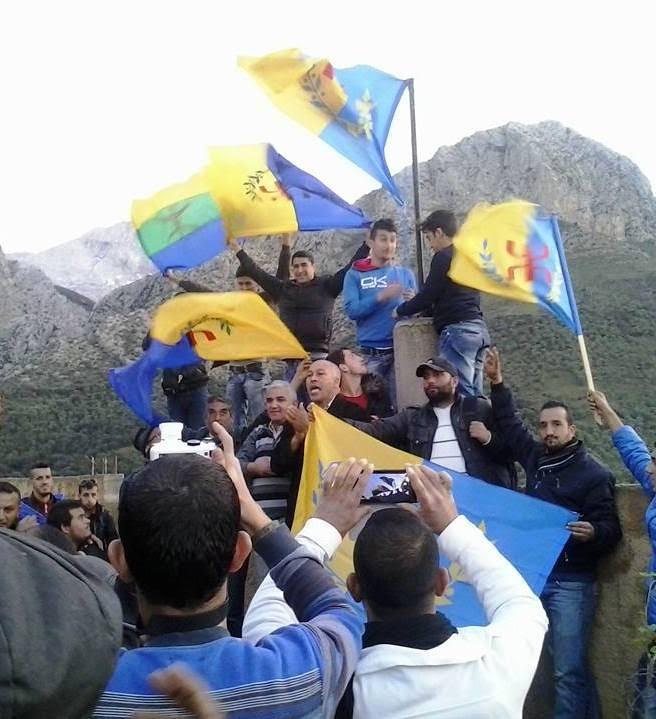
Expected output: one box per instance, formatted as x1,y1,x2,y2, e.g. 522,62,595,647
448,200,582,334
239,49,408,204
109,292,306,425
293,407,574,627
132,143,370,272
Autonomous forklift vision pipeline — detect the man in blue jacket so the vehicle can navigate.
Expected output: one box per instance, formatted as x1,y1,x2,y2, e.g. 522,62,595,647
485,348,622,719
588,389,656,716
94,423,372,719
343,218,416,405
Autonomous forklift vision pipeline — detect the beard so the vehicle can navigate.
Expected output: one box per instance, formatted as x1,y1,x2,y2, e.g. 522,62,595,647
425,387,454,406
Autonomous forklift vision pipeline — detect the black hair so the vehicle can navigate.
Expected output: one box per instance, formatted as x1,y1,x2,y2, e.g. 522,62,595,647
540,400,574,425
420,210,458,238
291,250,314,264
325,348,346,367
79,478,98,492
27,524,77,554
30,462,51,472
370,218,398,238
354,508,438,613
235,265,252,279
118,455,240,610
0,481,20,500
47,500,84,530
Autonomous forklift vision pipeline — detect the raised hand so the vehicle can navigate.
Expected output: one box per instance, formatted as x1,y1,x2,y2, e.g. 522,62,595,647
314,458,373,537
406,464,458,535
469,420,492,445
483,347,503,385
286,404,310,436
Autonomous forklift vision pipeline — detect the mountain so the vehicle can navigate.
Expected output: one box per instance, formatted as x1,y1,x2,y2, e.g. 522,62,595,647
10,222,156,301
0,121,654,477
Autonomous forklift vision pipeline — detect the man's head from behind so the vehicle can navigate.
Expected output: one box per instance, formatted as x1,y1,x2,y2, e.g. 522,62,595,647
264,381,297,425
348,508,447,619
368,218,398,264
235,265,260,293
0,482,20,530
421,210,458,253
291,250,316,284
79,478,99,513
207,396,233,433
111,455,248,613
306,359,342,408
30,463,53,501
47,500,91,549
538,401,577,453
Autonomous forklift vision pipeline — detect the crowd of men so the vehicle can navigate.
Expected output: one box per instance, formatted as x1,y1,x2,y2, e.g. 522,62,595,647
1,210,654,718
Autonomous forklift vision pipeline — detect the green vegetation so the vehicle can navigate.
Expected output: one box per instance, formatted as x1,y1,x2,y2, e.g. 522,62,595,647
0,248,653,481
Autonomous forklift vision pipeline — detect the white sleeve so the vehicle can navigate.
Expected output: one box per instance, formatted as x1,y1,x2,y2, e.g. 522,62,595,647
438,516,548,691
242,518,342,643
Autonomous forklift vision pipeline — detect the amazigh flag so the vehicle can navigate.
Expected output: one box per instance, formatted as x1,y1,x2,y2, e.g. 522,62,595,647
132,143,370,272
109,292,306,425
292,406,574,627
239,49,408,204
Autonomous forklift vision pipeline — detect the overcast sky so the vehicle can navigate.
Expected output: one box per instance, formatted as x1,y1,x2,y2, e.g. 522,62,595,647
1,0,654,254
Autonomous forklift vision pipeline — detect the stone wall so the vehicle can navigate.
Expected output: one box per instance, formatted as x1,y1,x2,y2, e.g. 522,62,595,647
394,317,652,716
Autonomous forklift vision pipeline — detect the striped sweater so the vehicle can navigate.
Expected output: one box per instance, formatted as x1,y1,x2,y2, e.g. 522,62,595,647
93,523,362,718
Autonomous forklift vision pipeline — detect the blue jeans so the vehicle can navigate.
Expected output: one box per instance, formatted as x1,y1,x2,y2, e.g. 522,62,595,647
632,649,656,718
438,319,490,397
360,348,396,408
226,367,270,439
541,579,600,719
166,385,208,430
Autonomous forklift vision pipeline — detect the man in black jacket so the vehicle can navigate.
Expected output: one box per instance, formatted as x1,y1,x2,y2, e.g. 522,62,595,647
484,347,621,719
394,210,490,397
349,357,514,488
228,236,369,375
78,478,117,553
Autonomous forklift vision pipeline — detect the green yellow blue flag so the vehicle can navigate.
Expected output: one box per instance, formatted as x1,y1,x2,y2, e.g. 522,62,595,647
448,200,582,334
109,292,306,425
239,49,408,204
293,406,574,627
131,144,370,272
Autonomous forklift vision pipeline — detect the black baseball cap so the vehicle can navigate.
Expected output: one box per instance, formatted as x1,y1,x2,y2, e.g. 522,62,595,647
415,357,458,378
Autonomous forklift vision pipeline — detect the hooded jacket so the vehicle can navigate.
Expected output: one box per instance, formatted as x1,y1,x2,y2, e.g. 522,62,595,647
343,259,417,348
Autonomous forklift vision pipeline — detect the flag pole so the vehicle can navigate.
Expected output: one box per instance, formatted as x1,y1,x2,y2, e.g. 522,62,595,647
408,78,424,286
551,217,596,392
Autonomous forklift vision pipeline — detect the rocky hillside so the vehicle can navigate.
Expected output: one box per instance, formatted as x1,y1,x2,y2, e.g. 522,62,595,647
0,121,654,476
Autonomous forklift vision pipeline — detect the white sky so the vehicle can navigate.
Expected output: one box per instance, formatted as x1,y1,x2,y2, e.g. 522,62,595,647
1,0,654,254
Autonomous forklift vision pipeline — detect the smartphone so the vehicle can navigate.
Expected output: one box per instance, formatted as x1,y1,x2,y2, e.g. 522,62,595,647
320,463,416,505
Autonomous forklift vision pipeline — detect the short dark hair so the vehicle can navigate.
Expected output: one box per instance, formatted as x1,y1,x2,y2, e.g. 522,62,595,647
420,210,458,238
208,395,231,409
79,478,98,492
354,508,438,612
118,455,240,610
291,250,314,265
540,400,574,425
28,524,77,554
0,481,20,500
370,218,398,238
47,500,84,530
30,462,51,472
235,265,252,279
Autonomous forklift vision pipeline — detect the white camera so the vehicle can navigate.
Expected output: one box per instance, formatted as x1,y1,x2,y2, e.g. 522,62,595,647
149,422,217,461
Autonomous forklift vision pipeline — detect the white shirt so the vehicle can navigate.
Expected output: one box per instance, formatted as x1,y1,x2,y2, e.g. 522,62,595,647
431,405,466,473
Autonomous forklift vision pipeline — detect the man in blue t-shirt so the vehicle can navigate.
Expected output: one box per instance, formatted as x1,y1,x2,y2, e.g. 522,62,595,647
343,219,417,406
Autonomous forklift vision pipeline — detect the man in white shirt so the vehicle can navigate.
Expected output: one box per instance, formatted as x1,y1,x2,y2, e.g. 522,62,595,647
349,357,515,488
244,464,548,718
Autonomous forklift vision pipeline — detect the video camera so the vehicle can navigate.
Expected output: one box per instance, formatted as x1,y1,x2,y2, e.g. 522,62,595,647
149,422,217,461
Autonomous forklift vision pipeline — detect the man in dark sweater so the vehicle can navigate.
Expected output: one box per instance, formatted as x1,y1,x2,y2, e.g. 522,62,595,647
228,235,369,376
394,210,490,397
484,347,622,718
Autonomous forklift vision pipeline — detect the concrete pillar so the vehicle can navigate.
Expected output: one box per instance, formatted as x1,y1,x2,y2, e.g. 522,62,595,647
393,317,437,409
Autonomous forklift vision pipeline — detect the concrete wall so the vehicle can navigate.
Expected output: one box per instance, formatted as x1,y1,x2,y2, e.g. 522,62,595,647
394,317,652,717
7,474,123,515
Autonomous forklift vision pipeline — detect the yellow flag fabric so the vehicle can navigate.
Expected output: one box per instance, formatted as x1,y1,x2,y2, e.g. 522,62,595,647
150,291,306,361
292,406,418,585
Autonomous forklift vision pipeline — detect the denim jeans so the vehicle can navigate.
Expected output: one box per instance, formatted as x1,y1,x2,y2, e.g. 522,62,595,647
360,348,396,408
541,579,600,719
166,385,208,430
226,367,270,439
438,319,490,397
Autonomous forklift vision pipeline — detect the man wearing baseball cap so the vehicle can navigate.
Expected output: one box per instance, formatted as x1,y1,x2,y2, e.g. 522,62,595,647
349,356,514,488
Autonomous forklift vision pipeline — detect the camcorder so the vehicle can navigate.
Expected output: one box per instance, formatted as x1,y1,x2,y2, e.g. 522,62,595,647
322,463,417,505
149,422,218,461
